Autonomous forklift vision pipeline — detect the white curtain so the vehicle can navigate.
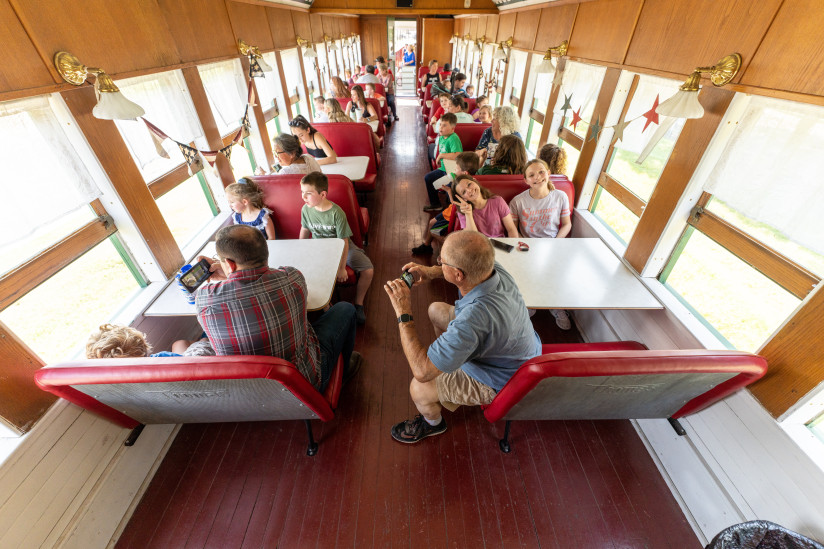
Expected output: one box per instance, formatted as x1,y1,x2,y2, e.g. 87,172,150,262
704,95,824,255
280,49,306,111
0,95,102,248
113,70,206,181
198,59,249,135
553,61,606,125
257,52,284,112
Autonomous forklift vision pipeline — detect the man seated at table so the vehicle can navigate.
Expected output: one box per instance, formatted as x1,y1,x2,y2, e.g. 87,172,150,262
196,224,360,391
356,65,380,84
384,230,541,443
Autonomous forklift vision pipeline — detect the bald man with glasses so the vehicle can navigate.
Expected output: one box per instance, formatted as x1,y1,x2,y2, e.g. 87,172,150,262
384,230,541,443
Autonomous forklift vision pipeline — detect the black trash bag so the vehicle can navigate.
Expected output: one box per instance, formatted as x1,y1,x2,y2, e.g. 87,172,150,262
706,520,824,549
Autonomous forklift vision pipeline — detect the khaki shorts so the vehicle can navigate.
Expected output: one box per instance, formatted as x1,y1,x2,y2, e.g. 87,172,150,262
347,243,373,273
436,368,497,412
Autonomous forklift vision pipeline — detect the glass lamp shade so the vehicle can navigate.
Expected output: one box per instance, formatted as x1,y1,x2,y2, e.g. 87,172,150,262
657,89,705,119
92,88,145,120
328,42,339,51
255,55,272,72
536,57,555,74
303,47,318,59
449,36,456,44
493,47,506,61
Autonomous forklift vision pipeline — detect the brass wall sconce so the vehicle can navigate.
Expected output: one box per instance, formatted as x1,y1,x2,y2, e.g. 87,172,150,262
54,52,145,120
492,36,514,61
656,53,742,119
536,40,569,74
238,39,273,73
324,34,339,51
472,36,486,53
296,36,317,59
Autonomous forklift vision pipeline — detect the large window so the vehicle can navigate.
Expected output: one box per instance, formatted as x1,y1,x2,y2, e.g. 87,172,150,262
280,48,307,118
504,50,528,115
260,51,288,143
0,95,145,363
523,55,554,154
590,74,685,243
659,95,824,351
114,70,221,245
553,61,606,176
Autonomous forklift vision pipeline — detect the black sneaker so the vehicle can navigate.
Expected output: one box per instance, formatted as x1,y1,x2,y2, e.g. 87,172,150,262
355,304,366,325
391,415,447,443
411,243,434,255
344,351,362,385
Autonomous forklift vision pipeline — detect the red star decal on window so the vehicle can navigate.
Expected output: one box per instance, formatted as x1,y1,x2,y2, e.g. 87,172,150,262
570,107,583,132
641,94,660,132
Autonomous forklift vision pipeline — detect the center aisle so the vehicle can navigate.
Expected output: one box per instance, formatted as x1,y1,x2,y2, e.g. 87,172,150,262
115,101,699,549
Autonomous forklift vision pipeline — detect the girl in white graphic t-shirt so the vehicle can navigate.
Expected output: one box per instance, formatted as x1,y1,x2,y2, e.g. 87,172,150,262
509,152,573,329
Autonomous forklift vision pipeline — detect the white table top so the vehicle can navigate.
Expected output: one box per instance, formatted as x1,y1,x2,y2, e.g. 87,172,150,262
144,239,345,316
319,155,369,181
492,238,662,310
442,158,458,175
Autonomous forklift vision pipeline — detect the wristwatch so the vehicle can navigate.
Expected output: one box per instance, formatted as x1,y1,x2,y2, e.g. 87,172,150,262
397,314,414,324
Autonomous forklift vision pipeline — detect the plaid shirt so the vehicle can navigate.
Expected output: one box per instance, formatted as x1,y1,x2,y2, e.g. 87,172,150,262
195,266,322,388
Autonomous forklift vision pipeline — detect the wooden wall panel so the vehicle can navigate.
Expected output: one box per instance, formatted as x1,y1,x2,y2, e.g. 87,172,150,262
513,9,541,50
322,15,336,38
267,7,298,50
485,15,500,43
0,320,53,434
497,13,517,45
625,0,782,81
0,1,56,94
291,11,312,47
568,0,642,64
310,14,325,43
740,0,824,97
159,0,236,62
751,284,824,417
469,18,479,38
534,4,578,53
12,0,182,79
360,16,388,67
225,1,274,53
422,18,455,68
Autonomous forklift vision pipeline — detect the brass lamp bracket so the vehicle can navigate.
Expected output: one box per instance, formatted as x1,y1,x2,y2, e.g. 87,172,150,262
500,36,514,49
541,40,569,61
680,53,742,91
237,39,263,59
54,51,119,92
296,36,311,48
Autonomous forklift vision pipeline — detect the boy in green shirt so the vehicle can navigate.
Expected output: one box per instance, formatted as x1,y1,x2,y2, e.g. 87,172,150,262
423,112,462,212
300,172,374,324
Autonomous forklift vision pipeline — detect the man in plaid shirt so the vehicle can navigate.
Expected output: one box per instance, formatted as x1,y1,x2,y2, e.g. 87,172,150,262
195,225,358,391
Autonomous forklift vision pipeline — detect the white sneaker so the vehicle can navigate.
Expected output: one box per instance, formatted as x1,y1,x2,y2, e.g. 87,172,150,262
551,309,572,330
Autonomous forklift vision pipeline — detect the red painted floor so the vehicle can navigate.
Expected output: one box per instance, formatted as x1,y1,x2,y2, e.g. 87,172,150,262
116,100,700,549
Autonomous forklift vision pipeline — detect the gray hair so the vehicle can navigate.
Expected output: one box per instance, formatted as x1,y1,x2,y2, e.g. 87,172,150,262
443,230,494,285
493,106,520,136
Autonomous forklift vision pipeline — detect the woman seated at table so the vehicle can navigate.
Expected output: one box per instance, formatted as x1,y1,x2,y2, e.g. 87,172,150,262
477,134,527,175
452,175,519,238
324,99,351,123
330,76,350,99
288,115,337,165
273,133,321,174
420,59,440,90
344,85,381,150
476,106,522,166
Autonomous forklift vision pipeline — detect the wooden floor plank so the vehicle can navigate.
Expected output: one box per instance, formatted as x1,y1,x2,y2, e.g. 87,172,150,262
115,100,702,549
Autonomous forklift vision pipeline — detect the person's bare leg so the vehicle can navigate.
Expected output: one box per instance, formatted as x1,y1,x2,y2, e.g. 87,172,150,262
428,302,455,336
410,378,442,420
171,339,192,354
355,268,374,306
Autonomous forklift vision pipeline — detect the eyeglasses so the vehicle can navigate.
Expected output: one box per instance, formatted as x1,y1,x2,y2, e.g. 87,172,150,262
437,256,465,276
274,149,285,155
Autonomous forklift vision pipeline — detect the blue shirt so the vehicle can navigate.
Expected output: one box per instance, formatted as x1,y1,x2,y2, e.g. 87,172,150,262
427,263,541,391
403,50,416,65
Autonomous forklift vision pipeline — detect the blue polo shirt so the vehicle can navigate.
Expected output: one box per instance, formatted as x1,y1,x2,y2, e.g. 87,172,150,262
427,263,541,391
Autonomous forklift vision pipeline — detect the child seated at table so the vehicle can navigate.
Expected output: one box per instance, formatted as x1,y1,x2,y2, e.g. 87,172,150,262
86,324,214,358
465,84,475,98
324,99,351,123
364,83,385,103
477,134,528,175
225,178,276,239
452,175,519,238
472,95,488,120
299,172,374,325
412,151,479,255
424,113,462,212
313,96,329,123
477,105,493,123
509,157,573,329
